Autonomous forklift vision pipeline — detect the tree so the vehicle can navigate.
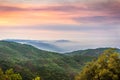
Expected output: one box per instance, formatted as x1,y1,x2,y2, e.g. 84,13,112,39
32,76,41,80
0,68,41,80
0,68,5,80
0,68,22,80
75,49,120,80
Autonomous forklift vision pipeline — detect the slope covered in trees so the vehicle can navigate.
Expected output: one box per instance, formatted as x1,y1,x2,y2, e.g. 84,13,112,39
0,41,94,80
0,41,119,80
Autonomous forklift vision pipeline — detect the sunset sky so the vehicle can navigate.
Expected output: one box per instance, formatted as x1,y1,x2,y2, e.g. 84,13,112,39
0,0,120,48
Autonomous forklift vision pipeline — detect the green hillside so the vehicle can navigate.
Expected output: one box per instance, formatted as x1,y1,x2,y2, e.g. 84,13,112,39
1,41,119,80
0,41,94,80
68,48,120,57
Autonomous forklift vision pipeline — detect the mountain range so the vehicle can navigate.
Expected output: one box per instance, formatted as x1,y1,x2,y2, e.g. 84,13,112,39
4,39,82,53
0,40,119,80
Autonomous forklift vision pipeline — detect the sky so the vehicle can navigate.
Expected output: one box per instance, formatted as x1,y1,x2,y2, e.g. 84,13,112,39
0,0,120,48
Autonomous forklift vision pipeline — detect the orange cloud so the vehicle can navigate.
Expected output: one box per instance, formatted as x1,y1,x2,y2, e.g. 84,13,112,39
0,0,120,27
0,6,78,26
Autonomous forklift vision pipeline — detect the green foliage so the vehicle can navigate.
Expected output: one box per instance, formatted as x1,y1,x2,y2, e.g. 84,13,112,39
0,68,41,80
32,76,40,80
0,68,22,80
38,66,70,80
75,49,120,80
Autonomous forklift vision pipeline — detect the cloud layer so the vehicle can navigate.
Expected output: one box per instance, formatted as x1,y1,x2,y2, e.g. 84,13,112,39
0,0,120,26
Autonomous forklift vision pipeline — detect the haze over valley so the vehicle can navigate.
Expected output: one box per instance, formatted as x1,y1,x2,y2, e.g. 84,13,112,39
4,39,120,53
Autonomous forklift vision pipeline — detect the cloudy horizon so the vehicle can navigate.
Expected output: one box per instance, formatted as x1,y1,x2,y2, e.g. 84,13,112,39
0,0,120,48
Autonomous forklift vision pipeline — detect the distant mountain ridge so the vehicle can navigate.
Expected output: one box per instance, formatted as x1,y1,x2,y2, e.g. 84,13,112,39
67,48,120,56
4,39,83,53
4,39,65,53
4,39,120,54
55,40,72,43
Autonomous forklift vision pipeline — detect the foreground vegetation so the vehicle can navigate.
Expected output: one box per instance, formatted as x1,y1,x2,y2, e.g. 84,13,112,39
0,68,40,80
75,49,120,80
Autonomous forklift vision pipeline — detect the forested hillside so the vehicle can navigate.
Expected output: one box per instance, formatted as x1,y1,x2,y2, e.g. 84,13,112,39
0,41,119,80
0,41,94,80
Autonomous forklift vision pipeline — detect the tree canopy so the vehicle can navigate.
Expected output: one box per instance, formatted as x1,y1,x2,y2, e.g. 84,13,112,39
0,68,40,80
75,49,120,80
0,68,22,80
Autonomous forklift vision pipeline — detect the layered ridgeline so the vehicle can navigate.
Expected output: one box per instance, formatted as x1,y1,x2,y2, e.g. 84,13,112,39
4,39,76,53
0,41,119,80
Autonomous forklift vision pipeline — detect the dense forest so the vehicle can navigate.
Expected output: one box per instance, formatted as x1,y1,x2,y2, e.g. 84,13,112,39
0,41,120,80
